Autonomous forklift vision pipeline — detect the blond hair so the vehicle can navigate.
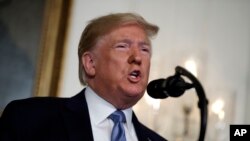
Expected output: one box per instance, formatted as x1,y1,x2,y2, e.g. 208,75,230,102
78,13,159,85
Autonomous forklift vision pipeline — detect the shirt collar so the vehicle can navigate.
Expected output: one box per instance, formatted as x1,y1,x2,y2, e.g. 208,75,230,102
85,86,133,128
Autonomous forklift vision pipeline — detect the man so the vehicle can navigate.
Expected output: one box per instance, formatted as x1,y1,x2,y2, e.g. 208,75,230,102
0,13,167,141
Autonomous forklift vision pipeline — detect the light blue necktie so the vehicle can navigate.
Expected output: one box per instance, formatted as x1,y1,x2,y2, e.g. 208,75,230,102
109,110,127,141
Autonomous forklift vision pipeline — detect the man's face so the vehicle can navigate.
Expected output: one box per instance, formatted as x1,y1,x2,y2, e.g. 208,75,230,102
87,24,151,109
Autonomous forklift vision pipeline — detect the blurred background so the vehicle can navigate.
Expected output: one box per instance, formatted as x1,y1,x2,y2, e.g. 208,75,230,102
1,0,250,141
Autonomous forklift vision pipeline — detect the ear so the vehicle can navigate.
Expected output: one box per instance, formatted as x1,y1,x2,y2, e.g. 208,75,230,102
81,52,96,77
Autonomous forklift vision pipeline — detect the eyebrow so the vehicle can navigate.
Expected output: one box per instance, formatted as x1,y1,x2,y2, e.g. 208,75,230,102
117,38,151,46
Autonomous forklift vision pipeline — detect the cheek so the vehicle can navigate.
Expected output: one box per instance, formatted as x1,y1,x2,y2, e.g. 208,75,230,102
144,58,151,71
97,55,126,76
108,52,129,67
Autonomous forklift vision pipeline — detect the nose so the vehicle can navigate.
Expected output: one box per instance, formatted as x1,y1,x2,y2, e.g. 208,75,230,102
128,48,142,65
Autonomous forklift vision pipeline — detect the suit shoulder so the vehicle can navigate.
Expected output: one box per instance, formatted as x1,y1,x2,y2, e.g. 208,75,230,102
1,97,67,119
0,97,70,139
7,96,66,107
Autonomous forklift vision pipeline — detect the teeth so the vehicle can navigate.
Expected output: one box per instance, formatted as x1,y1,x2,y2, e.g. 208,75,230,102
131,75,137,78
130,71,139,77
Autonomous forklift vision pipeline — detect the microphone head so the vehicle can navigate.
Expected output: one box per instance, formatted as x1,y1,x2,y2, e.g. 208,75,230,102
147,78,169,99
165,75,186,97
147,75,192,99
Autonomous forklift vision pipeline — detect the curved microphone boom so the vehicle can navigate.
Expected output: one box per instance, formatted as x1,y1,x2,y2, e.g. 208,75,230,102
146,66,209,141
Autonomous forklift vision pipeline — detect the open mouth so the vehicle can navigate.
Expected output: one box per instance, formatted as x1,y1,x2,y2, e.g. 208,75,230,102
129,70,141,79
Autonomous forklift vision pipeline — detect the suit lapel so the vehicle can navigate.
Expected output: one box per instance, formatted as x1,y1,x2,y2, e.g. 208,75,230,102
132,112,149,141
61,89,94,141
132,112,167,141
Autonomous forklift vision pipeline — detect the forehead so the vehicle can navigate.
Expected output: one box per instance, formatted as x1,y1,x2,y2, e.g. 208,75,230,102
105,24,150,41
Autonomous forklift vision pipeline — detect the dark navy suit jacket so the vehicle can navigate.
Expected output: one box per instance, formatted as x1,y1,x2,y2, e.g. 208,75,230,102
0,89,167,141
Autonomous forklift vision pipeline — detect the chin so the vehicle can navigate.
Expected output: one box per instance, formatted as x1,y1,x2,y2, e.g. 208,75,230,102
120,84,146,97
126,89,144,98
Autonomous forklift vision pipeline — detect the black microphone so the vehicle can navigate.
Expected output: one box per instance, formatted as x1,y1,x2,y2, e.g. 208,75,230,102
147,74,194,99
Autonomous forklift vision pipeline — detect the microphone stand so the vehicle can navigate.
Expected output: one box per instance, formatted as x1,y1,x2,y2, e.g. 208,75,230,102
174,66,209,141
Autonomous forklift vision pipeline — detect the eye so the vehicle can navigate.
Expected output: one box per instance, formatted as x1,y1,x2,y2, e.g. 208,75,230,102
117,45,126,48
115,43,129,49
142,47,149,52
141,45,151,54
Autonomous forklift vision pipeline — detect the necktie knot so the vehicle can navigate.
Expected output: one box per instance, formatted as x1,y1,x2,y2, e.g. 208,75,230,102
109,110,127,141
109,110,126,123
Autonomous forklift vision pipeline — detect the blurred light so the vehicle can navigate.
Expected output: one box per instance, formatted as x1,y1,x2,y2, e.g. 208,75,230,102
184,59,198,77
144,94,161,110
218,110,225,120
211,98,224,115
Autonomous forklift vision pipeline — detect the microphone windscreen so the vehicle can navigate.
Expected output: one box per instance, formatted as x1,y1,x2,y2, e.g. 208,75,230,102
147,79,169,99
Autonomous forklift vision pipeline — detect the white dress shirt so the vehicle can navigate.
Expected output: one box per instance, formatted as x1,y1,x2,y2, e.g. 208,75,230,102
85,86,138,141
